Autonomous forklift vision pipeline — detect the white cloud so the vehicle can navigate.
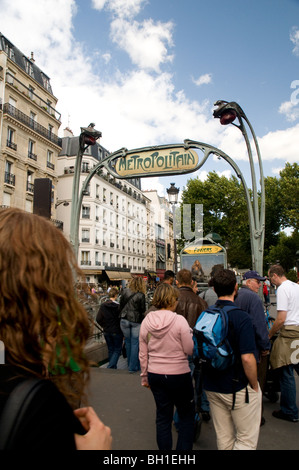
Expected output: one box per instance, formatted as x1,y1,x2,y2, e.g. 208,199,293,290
279,100,299,122
0,0,298,178
217,170,232,179
92,0,147,19
110,18,174,72
192,73,212,87
196,170,209,181
141,178,165,196
215,126,249,162
102,52,112,64
0,0,78,58
272,167,283,176
290,26,299,56
258,124,299,163
93,0,174,72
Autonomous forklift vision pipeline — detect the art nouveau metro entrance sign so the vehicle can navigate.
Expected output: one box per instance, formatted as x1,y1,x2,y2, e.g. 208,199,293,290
105,140,221,180
73,139,257,271
81,139,246,188
111,145,199,178
71,99,266,282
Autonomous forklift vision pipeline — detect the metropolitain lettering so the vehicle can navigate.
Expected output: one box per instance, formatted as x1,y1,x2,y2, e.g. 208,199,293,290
115,148,198,176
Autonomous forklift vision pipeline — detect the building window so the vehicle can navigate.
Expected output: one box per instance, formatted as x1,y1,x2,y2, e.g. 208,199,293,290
110,234,114,248
6,70,15,84
82,161,89,173
26,171,34,193
82,228,90,243
103,231,107,246
4,160,15,186
95,205,100,221
47,150,54,170
28,140,37,161
6,128,17,150
2,192,11,207
41,73,52,92
25,199,32,212
24,58,34,77
82,206,90,219
5,46,15,61
81,251,91,265
29,86,34,100
29,111,36,127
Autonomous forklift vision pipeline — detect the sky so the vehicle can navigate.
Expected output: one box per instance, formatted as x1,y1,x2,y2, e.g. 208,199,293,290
1,0,298,198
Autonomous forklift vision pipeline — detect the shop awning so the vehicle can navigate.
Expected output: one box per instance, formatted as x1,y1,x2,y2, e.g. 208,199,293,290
82,269,102,275
106,271,132,281
147,272,157,278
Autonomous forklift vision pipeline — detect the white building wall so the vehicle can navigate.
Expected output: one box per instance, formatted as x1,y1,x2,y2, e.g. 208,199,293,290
56,136,149,285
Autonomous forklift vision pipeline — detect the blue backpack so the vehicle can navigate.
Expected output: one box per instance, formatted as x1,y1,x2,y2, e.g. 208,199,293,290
193,304,237,370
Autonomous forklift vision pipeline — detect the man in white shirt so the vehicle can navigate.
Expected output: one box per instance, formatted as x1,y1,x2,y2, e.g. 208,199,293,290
268,265,299,422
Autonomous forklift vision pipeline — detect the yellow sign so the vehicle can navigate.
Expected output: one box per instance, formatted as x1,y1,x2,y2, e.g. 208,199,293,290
113,147,199,177
183,246,223,255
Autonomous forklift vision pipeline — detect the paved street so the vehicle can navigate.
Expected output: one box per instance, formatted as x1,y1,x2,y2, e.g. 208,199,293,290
86,294,299,451
87,365,299,451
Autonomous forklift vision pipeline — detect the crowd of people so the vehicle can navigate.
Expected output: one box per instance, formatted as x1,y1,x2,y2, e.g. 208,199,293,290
97,263,299,451
0,207,298,451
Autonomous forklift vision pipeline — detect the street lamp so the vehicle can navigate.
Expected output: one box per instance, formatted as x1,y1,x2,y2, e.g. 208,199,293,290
55,199,69,208
167,182,180,273
213,100,265,278
69,124,102,257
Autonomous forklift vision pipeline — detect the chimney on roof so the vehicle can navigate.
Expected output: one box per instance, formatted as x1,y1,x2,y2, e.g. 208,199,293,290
64,127,74,137
30,52,35,62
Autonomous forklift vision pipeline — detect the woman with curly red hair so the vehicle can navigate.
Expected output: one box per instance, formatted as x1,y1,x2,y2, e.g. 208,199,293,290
0,208,111,450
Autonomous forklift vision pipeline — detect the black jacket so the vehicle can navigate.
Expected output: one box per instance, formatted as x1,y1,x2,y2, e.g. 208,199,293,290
119,288,146,323
0,366,84,450
96,300,122,335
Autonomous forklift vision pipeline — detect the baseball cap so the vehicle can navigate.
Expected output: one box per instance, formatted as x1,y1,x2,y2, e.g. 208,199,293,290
243,270,265,281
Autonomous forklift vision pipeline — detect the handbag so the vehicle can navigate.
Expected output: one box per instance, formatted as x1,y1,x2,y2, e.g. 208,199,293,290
0,378,45,450
119,292,137,319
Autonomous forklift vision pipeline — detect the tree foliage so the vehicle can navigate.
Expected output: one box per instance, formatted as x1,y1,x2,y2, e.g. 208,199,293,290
179,163,299,272
180,172,251,268
279,163,299,231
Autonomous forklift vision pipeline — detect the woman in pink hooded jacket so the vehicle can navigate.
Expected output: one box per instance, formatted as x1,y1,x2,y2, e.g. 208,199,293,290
139,283,195,450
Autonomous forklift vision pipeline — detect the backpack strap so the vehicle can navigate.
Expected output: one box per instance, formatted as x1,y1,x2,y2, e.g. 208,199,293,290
0,378,45,450
221,304,251,410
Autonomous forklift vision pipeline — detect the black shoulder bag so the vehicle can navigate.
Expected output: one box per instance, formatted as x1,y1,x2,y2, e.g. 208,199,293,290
0,378,45,450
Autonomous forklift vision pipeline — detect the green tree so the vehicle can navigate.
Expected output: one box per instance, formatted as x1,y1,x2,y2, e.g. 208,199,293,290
263,176,283,255
180,172,251,268
278,163,299,231
179,163,298,272
265,230,299,273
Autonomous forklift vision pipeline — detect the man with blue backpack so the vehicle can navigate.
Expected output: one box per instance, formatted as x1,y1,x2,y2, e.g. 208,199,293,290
193,268,261,450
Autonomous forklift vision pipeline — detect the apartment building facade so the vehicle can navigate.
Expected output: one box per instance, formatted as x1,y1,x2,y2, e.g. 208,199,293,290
143,190,175,279
57,130,154,286
0,33,62,214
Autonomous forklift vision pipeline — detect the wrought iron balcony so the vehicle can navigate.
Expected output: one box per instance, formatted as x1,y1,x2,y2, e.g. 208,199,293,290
4,172,15,186
26,181,34,193
6,72,61,121
3,103,62,147
6,140,17,151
